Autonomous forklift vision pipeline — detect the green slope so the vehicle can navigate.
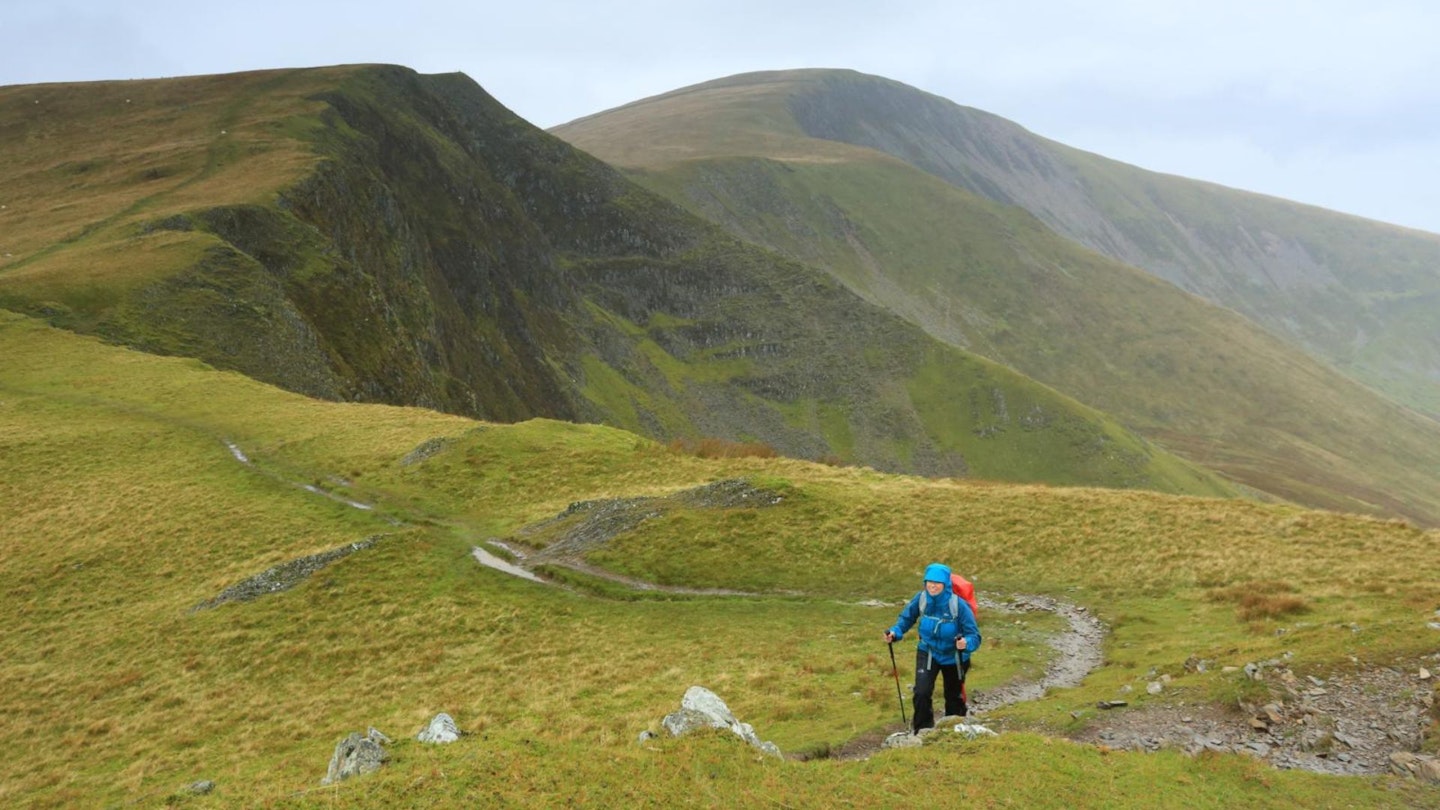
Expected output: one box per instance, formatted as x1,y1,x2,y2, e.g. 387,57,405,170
553,70,1440,526
0,65,1227,495
778,69,1440,418
4,312,1437,808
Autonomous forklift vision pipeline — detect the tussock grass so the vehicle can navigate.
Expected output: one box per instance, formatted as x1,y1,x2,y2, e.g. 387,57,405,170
1207,580,1311,623
3,312,1437,807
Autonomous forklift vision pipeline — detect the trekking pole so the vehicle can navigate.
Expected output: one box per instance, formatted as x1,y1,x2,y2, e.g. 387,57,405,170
887,641,908,727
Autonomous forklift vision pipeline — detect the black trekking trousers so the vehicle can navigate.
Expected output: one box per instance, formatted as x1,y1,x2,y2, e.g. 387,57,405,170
912,649,967,731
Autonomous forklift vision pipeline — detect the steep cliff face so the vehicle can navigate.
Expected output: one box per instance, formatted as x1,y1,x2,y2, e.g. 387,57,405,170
0,65,1225,493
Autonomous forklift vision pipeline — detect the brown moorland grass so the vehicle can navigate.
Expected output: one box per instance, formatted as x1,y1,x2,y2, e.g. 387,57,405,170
667,435,781,460
0,67,341,315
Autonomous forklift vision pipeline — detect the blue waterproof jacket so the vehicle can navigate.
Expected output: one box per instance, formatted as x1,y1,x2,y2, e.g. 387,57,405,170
888,563,981,667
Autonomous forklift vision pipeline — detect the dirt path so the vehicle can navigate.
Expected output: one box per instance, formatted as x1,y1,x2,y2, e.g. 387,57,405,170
474,540,766,596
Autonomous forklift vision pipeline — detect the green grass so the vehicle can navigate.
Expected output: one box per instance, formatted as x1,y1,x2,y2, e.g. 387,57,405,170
4,311,1438,807
264,732,1423,809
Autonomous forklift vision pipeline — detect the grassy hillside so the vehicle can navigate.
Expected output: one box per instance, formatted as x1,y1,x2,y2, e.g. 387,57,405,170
0,66,1228,495
553,72,1440,527
4,312,1438,808
778,69,1440,418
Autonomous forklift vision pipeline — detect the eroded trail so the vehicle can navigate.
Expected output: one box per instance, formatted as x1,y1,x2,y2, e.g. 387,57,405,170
971,594,1107,711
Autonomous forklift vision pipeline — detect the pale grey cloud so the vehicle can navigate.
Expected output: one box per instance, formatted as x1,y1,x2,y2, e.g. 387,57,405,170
1,0,1436,233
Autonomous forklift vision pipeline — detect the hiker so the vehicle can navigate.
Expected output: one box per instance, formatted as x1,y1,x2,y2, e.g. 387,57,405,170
884,562,981,732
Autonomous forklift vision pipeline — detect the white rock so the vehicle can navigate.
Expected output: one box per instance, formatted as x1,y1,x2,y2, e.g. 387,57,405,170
417,712,460,744
661,686,781,758
1147,681,1164,695
882,731,923,749
1420,668,1432,681
951,722,998,740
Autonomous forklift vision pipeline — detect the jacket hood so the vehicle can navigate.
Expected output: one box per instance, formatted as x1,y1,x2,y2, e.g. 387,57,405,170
923,562,951,585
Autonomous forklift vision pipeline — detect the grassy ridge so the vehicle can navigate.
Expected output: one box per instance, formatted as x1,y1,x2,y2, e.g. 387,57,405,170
3,311,1437,807
0,68,335,316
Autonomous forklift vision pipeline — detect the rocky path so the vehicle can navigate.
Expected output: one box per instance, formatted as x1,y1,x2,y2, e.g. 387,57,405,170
1072,656,1438,778
970,594,1107,711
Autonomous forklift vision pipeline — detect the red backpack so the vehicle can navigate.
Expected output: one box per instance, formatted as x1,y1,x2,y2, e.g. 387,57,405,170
919,572,979,622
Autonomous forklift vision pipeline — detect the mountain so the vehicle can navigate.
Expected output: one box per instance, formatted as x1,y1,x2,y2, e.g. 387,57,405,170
6,65,1440,810
0,65,1223,493
563,68,1440,416
553,69,1440,525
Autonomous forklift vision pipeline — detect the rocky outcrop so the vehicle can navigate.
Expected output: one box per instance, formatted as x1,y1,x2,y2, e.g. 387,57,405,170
654,686,781,758
322,728,392,785
1389,752,1440,784
194,535,385,610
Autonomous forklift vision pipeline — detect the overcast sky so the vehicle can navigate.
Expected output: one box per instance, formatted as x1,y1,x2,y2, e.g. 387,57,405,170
5,1,1438,235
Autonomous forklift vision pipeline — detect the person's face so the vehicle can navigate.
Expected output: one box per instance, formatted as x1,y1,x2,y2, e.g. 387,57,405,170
924,580,946,596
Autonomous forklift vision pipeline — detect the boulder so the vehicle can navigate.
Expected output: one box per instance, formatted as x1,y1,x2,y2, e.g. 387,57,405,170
322,729,391,785
417,712,460,744
1390,752,1440,784
661,686,781,758
882,731,923,749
